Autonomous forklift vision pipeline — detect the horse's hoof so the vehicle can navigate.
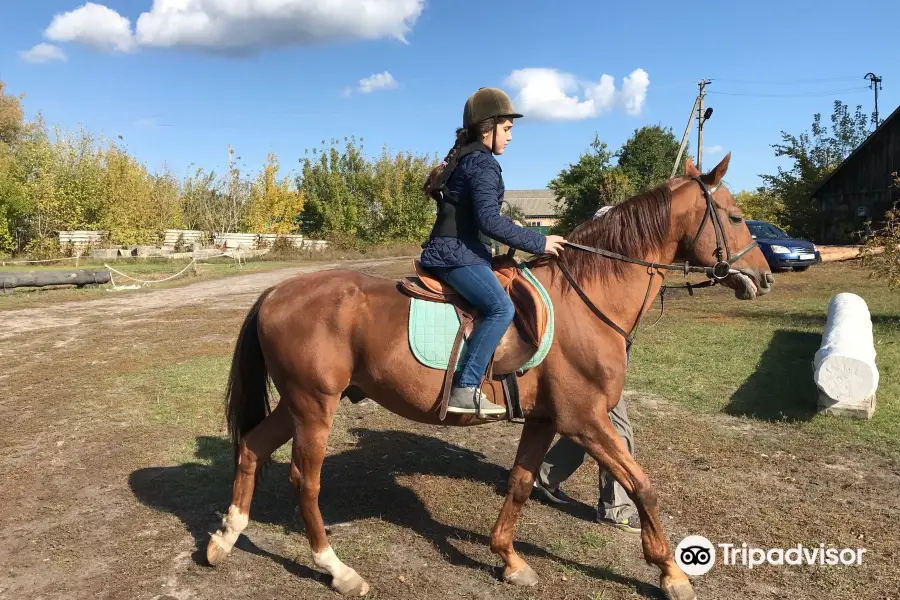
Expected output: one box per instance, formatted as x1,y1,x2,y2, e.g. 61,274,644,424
206,535,232,566
332,570,370,596
504,564,539,586
661,579,697,600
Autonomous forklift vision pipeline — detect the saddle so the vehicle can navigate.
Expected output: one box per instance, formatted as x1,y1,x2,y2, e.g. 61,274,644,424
398,255,550,421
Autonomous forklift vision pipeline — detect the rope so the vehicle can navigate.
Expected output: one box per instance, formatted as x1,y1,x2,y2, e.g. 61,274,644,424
107,271,139,291
103,250,245,291
2,256,81,265
105,259,197,284
3,249,244,267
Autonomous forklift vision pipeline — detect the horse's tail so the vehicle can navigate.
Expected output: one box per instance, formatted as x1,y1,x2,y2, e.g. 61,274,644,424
225,288,273,466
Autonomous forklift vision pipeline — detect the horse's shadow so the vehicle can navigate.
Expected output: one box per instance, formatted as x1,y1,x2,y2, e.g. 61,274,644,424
128,428,661,597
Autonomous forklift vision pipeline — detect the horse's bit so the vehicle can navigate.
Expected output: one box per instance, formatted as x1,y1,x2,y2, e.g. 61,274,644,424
554,176,759,347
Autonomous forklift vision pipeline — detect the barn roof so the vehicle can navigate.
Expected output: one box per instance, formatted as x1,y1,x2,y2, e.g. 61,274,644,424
504,189,559,216
811,102,900,198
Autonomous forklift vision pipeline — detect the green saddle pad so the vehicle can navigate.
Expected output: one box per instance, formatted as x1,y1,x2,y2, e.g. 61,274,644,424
407,264,554,372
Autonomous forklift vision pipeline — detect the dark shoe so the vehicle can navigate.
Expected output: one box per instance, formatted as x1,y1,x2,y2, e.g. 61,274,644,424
531,478,573,505
446,386,506,416
598,512,641,534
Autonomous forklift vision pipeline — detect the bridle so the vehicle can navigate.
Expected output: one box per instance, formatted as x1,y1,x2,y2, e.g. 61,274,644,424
554,176,759,347
684,176,759,279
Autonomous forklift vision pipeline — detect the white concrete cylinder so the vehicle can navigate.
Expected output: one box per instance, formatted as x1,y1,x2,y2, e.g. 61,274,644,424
813,293,878,418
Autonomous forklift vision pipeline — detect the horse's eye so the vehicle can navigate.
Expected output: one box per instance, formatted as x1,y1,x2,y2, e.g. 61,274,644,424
729,214,743,224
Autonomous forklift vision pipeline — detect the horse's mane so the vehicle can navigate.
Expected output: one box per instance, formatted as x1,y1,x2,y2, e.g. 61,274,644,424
542,184,673,286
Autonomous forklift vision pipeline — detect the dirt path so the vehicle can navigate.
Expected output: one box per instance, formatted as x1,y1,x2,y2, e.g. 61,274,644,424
1,258,898,600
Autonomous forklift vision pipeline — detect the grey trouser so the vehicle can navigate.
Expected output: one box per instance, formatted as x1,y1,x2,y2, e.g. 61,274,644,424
537,398,637,522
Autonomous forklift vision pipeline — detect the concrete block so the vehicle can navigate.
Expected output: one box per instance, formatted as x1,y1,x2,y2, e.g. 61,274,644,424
91,249,120,259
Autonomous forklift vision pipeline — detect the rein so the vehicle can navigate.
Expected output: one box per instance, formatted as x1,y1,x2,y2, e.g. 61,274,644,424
555,176,758,347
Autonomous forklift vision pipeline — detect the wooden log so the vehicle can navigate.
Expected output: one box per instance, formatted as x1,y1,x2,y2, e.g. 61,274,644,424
817,244,900,263
0,269,111,290
814,293,879,419
818,246,866,263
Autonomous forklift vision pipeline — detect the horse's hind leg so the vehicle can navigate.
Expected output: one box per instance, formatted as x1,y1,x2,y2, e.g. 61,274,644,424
207,400,293,566
490,421,556,585
572,413,695,600
287,390,369,596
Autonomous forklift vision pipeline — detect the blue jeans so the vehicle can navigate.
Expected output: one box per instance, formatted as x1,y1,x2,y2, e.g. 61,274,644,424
428,263,515,388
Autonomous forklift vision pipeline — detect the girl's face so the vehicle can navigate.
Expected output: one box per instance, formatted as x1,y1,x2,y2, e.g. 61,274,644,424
482,118,514,155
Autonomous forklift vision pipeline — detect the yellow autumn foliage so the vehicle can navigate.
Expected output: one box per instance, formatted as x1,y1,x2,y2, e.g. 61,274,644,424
245,153,303,234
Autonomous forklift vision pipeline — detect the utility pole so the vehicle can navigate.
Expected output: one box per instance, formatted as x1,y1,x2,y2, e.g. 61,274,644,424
671,96,699,178
227,144,235,234
697,79,712,171
864,73,882,127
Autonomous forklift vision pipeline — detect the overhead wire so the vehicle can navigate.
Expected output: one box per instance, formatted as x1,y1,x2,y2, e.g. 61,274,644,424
707,75,862,85
707,86,870,99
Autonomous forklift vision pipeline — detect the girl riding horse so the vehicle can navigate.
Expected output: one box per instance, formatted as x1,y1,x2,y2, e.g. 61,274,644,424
420,87,567,415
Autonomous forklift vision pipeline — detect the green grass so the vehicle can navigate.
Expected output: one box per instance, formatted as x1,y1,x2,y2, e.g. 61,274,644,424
123,354,231,431
118,354,295,464
624,261,900,452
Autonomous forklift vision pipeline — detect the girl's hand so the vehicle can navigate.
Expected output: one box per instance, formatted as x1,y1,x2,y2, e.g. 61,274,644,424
543,235,568,256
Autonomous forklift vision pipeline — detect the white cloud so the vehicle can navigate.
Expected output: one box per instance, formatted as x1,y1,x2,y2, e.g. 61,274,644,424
45,3,137,53
504,67,650,121
358,71,398,93
39,0,424,55
504,68,613,121
620,68,649,116
704,144,724,155
19,43,68,63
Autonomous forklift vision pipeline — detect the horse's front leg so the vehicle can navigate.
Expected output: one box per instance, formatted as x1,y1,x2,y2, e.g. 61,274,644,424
570,409,696,600
489,420,556,585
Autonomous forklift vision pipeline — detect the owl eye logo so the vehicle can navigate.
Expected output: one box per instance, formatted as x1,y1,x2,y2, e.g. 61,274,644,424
679,546,712,565
674,535,716,576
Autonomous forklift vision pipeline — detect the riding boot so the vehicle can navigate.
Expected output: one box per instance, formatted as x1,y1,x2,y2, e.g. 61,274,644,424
446,386,506,415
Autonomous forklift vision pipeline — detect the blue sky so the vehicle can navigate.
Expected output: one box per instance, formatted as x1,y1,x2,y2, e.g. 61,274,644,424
1,0,897,194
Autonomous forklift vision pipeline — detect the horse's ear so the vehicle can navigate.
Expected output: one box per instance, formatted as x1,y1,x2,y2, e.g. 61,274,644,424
684,157,701,177
703,152,731,186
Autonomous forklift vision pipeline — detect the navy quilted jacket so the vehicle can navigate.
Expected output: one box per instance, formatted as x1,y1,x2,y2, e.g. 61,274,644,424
420,150,546,268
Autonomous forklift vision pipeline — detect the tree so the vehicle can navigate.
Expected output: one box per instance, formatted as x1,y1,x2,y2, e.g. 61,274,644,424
548,135,635,234
297,137,370,239
860,202,900,289
363,145,435,244
759,100,871,238
501,201,527,225
734,187,784,225
860,174,900,289
616,124,686,192
0,143,27,253
296,137,437,245
0,81,25,147
180,166,223,233
549,126,688,235
245,153,303,234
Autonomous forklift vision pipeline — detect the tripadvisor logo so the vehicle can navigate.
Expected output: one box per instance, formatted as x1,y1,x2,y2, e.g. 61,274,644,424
675,536,867,575
675,536,716,576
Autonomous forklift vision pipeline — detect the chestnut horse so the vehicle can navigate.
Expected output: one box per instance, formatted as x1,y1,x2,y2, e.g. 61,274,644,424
205,154,773,600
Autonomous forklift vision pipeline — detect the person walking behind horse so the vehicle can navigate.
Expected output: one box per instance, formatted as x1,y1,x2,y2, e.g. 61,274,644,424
420,87,567,416
532,398,640,533
532,204,639,534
